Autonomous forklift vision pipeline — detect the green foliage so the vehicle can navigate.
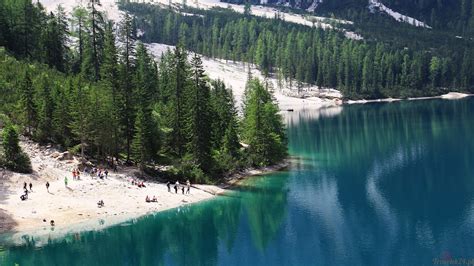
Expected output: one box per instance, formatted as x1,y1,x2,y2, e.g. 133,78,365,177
242,78,287,166
123,3,474,98
1,125,32,173
0,1,288,183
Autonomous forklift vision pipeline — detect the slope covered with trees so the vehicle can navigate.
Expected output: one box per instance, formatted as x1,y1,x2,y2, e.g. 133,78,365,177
0,0,287,181
122,3,474,99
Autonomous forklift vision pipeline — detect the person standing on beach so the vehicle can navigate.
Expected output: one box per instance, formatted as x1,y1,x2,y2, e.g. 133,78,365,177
166,181,171,192
186,180,191,194
29,183,33,192
64,176,68,187
174,181,179,194
181,185,185,194
23,182,27,191
46,181,50,192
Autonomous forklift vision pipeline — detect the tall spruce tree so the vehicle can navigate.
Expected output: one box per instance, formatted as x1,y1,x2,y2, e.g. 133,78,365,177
119,12,137,162
185,54,213,173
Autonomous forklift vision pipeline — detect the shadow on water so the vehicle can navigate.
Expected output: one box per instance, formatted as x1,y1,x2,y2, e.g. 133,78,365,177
0,171,289,266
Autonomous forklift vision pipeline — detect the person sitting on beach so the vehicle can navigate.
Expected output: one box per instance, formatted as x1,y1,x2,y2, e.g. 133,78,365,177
141,182,146,188
152,196,157,202
146,195,150,203
97,200,104,208
50,220,55,226
20,194,27,201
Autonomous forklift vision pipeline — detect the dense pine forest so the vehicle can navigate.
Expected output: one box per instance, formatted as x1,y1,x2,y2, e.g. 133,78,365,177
0,0,287,182
122,3,474,99
221,0,474,37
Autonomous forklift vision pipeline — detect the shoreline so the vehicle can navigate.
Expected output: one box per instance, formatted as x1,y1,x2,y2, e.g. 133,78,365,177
0,140,290,246
344,92,473,105
1,92,470,246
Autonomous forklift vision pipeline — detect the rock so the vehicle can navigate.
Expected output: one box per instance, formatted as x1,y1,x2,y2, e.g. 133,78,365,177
57,151,73,161
50,152,60,158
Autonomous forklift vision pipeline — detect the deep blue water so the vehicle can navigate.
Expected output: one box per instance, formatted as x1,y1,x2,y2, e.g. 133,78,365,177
1,98,474,266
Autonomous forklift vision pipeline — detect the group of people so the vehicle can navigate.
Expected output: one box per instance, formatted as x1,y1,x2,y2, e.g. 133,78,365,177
145,195,158,203
131,179,146,188
20,182,33,201
166,180,191,195
84,167,109,180
71,168,81,180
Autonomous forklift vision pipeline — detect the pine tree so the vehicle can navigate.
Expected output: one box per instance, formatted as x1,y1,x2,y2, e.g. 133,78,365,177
169,45,189,157
82,0,105,81
101,20,121,157
119,12,137,162
69,77,92,158
2,125,32,173
71,6,88,72
19,70,36,136
35,74,55,142
132,43,159,167
242,78,286,166
185,54,213,173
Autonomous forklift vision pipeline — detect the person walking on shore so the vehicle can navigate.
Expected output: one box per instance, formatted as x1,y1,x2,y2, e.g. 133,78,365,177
46,181,50,192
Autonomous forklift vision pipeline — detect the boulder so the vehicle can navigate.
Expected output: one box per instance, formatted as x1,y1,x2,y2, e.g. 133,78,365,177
57,151,73,161
50,152,60,158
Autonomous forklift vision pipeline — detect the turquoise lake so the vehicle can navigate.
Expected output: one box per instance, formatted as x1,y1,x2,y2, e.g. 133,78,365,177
1,98,474,265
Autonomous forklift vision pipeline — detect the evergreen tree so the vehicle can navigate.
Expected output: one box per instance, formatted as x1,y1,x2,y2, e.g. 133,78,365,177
71,6,88,73
169,45,189,157
35,74,55,142
1,125,32,173
185,54,213,173
101,20,121,157
82,0,105,81
242,78,286,166
19,70,36,135
132,43,159,167
119,12,137,162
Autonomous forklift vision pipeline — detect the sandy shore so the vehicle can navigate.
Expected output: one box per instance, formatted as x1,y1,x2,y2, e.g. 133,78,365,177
0,140,226,246
346,92,472,104
0,139,290,246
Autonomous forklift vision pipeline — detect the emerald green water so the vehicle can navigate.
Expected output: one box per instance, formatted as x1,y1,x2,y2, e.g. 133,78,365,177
1,98,474,265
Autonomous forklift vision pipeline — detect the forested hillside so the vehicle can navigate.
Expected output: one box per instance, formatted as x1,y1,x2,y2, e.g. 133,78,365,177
0,0,287,182
122,3,474,99
219,0,474,36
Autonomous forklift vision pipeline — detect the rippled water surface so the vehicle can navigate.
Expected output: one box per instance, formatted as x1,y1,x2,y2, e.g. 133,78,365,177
1,98,474,266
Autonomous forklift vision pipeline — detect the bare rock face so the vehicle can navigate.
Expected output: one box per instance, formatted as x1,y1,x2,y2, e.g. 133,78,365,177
57,152,73,161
